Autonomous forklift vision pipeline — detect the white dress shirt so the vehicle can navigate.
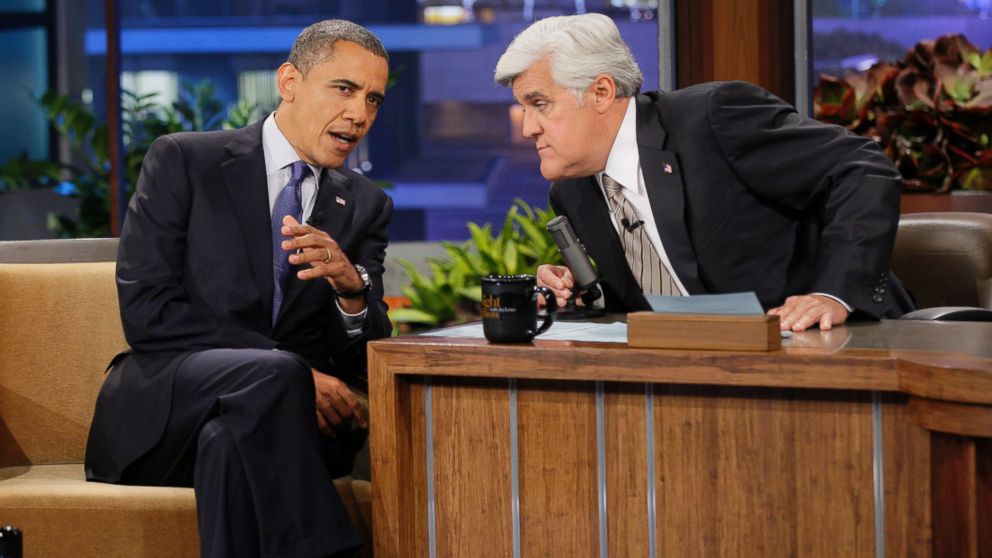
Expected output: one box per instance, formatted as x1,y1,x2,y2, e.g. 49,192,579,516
262,113,367,332
596,99,689,296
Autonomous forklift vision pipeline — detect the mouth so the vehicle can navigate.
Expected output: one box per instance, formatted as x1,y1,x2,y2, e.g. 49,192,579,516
328,131,359,150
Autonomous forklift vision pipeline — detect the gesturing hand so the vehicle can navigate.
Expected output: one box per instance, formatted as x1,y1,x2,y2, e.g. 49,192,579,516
281,215,367,312
312,369,367,438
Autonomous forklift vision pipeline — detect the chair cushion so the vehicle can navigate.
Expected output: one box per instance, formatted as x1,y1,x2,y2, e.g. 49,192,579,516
0,463,198,557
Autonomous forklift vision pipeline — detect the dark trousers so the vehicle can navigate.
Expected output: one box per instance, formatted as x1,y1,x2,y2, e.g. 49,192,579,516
120,348,363,558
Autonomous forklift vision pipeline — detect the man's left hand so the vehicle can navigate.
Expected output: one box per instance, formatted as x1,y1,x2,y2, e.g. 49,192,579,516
281,215,366,313
311,369,367,438
767,294,849,332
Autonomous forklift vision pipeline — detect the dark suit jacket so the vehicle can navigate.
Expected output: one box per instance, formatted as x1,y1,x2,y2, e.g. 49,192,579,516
551,81,914,319
85,121,392,482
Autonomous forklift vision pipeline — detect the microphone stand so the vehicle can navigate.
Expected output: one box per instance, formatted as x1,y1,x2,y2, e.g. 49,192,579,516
558,284,606,320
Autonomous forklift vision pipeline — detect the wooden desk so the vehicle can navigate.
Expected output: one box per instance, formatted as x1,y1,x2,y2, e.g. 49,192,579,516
368,321,992,557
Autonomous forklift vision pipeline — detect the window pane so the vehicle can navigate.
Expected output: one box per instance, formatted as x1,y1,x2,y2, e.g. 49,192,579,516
0,28,48,162
810,1,991,193
78,2,658,241
812,1,991,78
1,0,45,12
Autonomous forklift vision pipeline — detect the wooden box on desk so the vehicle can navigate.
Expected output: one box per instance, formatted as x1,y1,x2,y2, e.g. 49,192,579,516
627,311,781,351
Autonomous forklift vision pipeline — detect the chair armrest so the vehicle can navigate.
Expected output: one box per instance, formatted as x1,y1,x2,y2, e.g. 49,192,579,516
900,307,992,322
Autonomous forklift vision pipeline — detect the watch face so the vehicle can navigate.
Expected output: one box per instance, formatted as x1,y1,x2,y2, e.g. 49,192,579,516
356,264,370,285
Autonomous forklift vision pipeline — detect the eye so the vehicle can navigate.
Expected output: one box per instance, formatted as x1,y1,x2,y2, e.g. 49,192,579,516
367,95,382,108
335,84,353,94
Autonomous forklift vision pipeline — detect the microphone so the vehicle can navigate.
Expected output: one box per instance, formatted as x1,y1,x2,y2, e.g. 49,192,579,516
546,215,604,319
306,211,325,226
620,217,643,232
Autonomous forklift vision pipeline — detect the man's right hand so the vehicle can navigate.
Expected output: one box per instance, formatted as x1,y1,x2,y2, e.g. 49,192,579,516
536,264,576,307
312,369,367,437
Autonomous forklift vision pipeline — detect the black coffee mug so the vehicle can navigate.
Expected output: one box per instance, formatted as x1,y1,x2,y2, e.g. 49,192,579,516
481,274,557,343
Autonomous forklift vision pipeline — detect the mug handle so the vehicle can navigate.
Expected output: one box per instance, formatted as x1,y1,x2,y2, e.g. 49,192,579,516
531,286,558,337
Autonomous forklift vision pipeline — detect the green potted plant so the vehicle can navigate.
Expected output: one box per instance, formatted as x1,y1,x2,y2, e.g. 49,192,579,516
814,33,991,193
0,80,257,238
388,199,563,331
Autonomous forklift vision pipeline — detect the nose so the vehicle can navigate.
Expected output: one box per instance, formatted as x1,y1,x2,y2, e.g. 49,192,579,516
343,95,369,127
521,108,541,139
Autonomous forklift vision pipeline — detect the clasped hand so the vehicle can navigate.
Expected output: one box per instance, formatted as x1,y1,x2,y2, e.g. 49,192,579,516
311,369,367,437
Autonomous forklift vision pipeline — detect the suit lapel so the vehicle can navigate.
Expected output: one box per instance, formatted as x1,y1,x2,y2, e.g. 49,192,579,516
636,95,705,294
220,122,275,322
564,177,648,310
278,168,356,318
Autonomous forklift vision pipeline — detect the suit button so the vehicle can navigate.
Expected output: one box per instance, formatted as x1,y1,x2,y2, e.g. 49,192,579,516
873,294,884,303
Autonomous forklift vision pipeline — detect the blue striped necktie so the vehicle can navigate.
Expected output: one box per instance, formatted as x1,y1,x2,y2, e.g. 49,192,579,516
271,160,308,324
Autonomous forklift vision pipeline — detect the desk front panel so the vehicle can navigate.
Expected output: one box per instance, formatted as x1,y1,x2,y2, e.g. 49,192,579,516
372,375,934,557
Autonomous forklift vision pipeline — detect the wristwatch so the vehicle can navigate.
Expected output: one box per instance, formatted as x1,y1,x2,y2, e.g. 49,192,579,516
336,264,372,299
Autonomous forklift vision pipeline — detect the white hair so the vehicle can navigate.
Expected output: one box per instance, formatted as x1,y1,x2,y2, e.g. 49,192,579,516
494,13,643,102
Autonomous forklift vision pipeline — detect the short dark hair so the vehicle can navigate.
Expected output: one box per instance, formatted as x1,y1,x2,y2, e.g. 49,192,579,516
288,19,388,76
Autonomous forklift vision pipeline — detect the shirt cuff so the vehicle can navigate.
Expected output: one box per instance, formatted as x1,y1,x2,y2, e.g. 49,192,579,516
336,300,368,337
812,292,853,312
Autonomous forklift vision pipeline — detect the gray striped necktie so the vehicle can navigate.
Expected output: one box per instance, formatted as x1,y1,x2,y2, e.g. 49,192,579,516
602,174,681,296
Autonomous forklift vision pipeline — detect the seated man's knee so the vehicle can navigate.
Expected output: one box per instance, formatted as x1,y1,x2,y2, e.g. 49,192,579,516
249,350,313,394
197,417,232,456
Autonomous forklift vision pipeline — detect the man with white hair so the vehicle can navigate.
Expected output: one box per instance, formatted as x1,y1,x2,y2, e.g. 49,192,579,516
495,13,913,331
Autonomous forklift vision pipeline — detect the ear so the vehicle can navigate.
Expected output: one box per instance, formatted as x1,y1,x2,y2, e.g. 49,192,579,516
276,62,301,103
589,74,618,114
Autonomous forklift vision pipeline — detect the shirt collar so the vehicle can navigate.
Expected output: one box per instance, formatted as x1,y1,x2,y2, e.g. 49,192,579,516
262,112,323,182
597,98,639,193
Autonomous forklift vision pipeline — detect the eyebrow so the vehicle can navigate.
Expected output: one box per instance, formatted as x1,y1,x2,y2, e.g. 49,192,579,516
520,91,547,102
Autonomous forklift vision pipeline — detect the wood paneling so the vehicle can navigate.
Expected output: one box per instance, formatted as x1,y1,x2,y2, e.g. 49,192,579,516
368,346,428,558
931,433,978,557
431,378,512,557
909,397,992,438
654,386,875,556
881,394,932,557
367,337,901,391
675,0,795,103
605,383,649,558
368,328,992,557
516,380,599,556
978,439,992,556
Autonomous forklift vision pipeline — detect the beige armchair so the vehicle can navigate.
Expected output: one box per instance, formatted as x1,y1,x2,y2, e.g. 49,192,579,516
0,239,370,557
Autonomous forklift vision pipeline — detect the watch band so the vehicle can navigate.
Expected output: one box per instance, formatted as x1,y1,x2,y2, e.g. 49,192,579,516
336,264,371,299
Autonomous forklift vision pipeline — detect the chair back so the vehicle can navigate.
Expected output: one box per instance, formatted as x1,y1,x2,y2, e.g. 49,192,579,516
0,239,124,468
892,212,992,309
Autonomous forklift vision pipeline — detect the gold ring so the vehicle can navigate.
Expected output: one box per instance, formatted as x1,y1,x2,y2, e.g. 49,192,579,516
322,248,332,263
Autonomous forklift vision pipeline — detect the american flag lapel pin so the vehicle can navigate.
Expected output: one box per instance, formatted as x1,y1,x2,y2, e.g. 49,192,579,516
335,196,347,206
663,163,673,174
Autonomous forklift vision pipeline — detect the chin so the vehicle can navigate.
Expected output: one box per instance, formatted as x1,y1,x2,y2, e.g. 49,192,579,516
539,163,565,181
317,154,348,170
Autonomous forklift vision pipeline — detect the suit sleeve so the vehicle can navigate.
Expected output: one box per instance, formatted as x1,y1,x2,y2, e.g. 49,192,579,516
117,135,277,352
325,190,393,376
705,81,902,318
